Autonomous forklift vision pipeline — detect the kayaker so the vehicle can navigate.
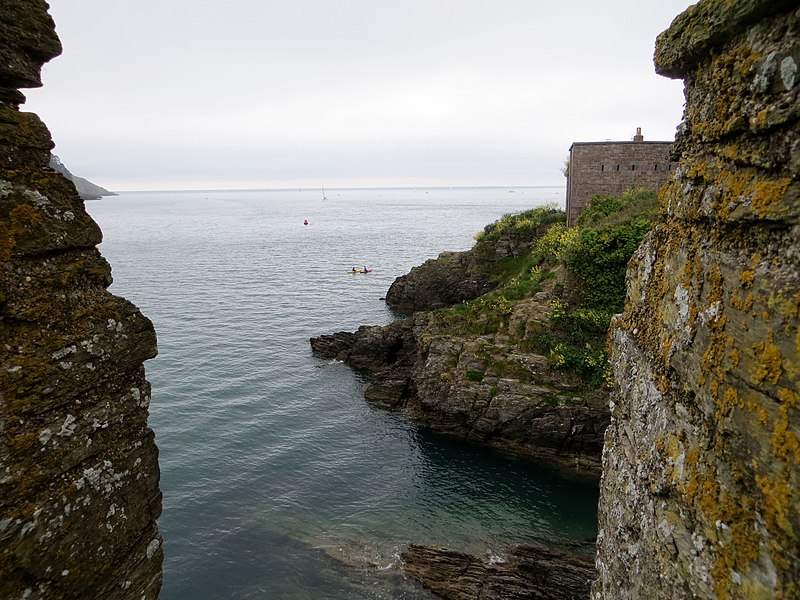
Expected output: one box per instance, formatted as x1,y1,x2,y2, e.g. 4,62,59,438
352,267,357,273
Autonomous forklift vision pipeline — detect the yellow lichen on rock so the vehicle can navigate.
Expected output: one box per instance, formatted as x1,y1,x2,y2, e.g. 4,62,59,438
751,330,783,386
594,1,800,598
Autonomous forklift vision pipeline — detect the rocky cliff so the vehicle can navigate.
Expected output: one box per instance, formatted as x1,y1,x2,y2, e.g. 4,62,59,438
594,1,800,598
1,3,163,598
385,209,558,312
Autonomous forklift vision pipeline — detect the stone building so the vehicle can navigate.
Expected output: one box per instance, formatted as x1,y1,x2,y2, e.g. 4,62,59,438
565,128,674,225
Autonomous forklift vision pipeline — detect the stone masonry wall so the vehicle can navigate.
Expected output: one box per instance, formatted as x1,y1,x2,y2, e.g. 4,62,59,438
566,140,675,225
594,1,799,598
0,2,163,598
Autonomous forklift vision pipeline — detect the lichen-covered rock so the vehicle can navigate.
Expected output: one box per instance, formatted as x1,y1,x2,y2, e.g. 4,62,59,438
1,3,163,598
0,0,61,105
595,2,800,598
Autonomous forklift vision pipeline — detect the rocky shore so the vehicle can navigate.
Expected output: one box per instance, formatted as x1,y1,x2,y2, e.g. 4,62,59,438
311,300,609,477
312,205,613,479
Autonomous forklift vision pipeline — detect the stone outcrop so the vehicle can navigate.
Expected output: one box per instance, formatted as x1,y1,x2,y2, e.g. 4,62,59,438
312,270,609,477
385,250,497,312
385,216,553,312
1,3,163,598
594,1,800,598
402,542,595,600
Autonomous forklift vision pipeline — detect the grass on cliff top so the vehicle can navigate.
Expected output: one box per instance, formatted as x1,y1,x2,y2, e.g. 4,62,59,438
431,205,566,335
432,187,659,386
474,204,566,246
473,203,567,283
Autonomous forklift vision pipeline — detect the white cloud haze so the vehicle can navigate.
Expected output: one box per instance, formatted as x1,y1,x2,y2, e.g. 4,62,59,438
25,0,693,191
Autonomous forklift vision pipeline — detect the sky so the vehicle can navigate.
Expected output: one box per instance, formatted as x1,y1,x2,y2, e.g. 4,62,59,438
24,0,694,192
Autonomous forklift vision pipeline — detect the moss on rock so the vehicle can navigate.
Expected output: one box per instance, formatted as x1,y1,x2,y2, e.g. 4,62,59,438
595,2,800,598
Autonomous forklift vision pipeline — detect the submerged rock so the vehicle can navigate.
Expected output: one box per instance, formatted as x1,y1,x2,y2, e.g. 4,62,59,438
402,542,595,600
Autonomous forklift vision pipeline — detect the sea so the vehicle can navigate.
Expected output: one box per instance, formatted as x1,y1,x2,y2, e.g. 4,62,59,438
85,186,599,599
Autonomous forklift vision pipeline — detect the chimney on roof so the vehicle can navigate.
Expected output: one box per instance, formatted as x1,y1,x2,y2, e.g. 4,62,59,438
633,127,644,142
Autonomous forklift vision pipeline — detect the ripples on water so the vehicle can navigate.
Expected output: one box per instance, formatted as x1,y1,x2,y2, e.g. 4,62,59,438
86,187,598,599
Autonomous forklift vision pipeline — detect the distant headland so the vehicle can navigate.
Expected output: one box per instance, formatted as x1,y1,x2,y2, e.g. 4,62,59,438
49,154,117,200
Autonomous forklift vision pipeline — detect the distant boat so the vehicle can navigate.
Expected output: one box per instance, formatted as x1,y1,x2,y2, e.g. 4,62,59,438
322,185,327,200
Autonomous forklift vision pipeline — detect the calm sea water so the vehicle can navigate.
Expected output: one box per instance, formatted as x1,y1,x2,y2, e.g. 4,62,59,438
86,187,599,599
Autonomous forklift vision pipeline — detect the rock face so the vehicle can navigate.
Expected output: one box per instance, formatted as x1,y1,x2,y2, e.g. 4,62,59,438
402,542,595,600
595,1,800,598
312,271,609,477
0,3,163,598
385,217,552,312
385,250,496,312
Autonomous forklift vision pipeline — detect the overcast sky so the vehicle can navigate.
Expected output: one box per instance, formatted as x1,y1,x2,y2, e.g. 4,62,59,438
24,0,693,191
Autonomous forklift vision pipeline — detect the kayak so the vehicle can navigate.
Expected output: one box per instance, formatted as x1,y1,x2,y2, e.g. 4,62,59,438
348,269,373,274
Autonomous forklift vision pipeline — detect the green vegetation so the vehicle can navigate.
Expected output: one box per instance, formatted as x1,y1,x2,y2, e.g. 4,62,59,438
466,370,485,382
431,257,557,336
566,188,659,313
474,204,565,247
431,188,660,387
542,188,659,384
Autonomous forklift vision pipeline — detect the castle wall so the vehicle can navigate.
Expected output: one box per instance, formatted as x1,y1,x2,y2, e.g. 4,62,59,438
566,140,675,225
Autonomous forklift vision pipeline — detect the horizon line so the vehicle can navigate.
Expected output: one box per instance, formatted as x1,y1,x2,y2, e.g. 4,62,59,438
109,184,566,194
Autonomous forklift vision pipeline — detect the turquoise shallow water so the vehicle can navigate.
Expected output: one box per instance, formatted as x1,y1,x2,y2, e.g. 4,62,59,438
86,187,598,599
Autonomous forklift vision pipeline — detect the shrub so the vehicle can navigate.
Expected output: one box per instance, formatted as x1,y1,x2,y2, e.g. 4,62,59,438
475,203,565,244
431,189,657,389
563,188,658,313
530,222,580,264
538,187,658,385
466,370,485,382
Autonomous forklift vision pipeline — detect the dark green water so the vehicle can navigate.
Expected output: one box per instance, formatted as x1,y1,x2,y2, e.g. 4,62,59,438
88,187,598,599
